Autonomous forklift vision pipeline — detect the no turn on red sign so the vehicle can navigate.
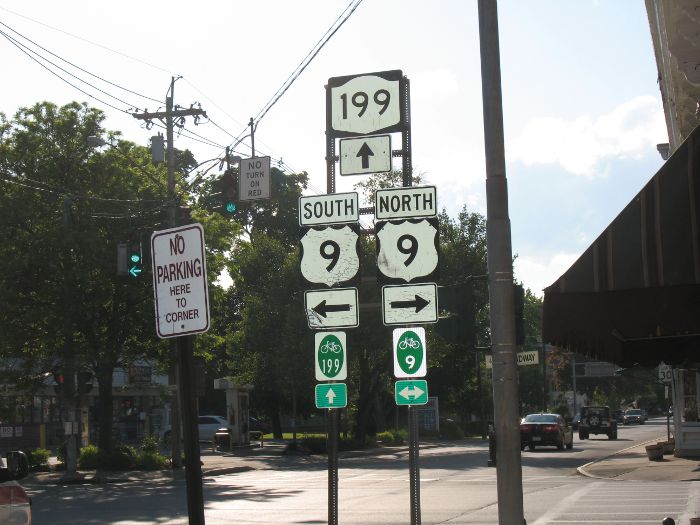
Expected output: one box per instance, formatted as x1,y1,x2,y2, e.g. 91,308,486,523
151,223,210,338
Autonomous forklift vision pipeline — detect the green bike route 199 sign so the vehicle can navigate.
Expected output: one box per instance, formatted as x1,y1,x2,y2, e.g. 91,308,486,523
315,331,347,381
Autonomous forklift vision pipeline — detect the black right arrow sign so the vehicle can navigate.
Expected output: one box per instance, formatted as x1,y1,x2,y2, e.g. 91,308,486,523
389,294,429,313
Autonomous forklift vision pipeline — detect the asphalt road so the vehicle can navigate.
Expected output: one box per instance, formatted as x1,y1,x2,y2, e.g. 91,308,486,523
28,418,698,524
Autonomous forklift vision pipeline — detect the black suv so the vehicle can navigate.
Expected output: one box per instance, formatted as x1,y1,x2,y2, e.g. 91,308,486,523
578,406,617,440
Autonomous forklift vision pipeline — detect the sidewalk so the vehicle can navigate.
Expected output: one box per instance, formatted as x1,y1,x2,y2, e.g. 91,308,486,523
578,438,700,481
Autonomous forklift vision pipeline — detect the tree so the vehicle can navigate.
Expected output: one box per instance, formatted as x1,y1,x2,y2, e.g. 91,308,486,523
0,101,235,451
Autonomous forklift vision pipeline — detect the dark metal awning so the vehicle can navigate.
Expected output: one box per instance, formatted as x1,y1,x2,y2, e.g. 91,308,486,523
543,125,700,367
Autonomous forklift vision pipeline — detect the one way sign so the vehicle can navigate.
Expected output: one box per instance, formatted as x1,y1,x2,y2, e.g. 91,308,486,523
339,135,391,176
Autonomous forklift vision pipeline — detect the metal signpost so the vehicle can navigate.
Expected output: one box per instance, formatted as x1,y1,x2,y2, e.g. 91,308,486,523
151,222,210,525
300,188,361,525
321,69,427,525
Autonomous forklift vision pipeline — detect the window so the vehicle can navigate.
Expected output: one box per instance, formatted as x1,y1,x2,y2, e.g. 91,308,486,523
681,370,699,423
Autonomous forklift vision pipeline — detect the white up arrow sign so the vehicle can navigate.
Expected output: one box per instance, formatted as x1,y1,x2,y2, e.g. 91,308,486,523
326,389,337,404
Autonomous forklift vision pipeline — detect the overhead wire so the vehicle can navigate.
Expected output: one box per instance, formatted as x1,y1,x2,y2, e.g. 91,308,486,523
0,28,135,115
0,20,161,105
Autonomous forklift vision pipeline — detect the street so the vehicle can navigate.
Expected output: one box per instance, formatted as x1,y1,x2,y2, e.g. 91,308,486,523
26,418,699,524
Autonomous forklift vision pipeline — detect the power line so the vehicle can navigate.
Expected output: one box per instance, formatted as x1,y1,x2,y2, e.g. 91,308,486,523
0,28,133,115
0,20,161,105
0,6,176,76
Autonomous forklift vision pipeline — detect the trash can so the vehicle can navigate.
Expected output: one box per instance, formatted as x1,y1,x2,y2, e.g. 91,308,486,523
212,428,232,452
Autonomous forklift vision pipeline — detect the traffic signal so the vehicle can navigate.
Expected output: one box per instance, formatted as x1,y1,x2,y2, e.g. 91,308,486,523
117,241,143,278
128,242,143,278
221,171,237,215
437,284,475,346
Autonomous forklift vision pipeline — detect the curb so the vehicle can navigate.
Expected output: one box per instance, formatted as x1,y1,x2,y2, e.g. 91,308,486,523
577,437,665,480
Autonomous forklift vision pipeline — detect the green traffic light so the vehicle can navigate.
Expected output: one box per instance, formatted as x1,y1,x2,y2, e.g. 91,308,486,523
225,201,237,213
130,254,141,263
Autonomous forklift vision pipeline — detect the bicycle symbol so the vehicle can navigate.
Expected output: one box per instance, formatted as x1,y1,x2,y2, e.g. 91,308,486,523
398,337,420,350
320,340,342,354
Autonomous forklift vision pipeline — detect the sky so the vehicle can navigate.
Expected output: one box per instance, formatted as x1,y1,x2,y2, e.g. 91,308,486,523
0,1,667,295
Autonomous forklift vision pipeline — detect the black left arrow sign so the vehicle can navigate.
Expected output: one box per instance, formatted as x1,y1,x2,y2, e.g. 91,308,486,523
390,294,429,313
313,300,351,318
356,142,374,169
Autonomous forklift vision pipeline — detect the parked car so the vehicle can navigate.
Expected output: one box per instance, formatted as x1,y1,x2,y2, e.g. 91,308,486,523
248,416,270,434
161,415,267,443
579,406,617,440
623,408,646,425
520,413,573,451
0,451,31,525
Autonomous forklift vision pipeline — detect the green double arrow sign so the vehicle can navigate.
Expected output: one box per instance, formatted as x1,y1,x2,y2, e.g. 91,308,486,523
394,380,428,406
315,383,347,409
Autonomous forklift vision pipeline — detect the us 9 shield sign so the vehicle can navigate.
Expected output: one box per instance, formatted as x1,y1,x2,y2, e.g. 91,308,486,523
393,327,427,378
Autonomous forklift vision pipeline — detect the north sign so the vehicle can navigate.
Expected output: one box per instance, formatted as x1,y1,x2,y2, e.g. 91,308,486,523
395,380,428,406
327,70,403,137
300,225,359,287
151,223,210,338
315,383,347,409
376,218,439,283
375,186,437,220
339,135,392,176
382,283,438,326
315,331,347,381
239,156,271,201
304,288,359,330
299,192,359,226
393,327,427,378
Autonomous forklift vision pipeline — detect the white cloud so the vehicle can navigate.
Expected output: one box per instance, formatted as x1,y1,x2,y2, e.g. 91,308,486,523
514,251,580,296
507,96,666,176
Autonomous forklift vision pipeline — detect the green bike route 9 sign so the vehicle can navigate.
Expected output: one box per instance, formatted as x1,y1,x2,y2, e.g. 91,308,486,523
315,331,347,381
392,327,427,378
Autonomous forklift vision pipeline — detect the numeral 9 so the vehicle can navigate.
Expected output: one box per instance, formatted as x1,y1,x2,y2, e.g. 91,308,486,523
320,240,340,272
397,234,418,266
405,355,416,369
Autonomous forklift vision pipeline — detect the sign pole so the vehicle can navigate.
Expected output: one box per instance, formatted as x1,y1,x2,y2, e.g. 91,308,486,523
478,1,525,524
327,408,339,525
408,405,421,525
178,335,205,525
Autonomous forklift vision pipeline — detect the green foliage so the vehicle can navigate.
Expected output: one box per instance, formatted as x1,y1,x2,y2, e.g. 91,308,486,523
78,445,102,469
28,448,50,468
135,450,169,470
103,444,137,470
139,434,160,454
376,429,406,445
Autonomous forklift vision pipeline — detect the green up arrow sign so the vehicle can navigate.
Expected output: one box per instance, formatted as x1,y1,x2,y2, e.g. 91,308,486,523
395,380,428,406
315,383,347,409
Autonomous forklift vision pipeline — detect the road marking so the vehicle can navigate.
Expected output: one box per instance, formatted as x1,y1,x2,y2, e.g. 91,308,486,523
530,481,602,525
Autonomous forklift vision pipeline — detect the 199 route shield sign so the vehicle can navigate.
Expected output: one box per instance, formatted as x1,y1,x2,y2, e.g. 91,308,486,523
151,223,210,338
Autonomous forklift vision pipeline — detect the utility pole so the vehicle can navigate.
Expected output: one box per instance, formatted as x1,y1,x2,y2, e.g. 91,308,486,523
132,77,207,525
477,2,525,524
